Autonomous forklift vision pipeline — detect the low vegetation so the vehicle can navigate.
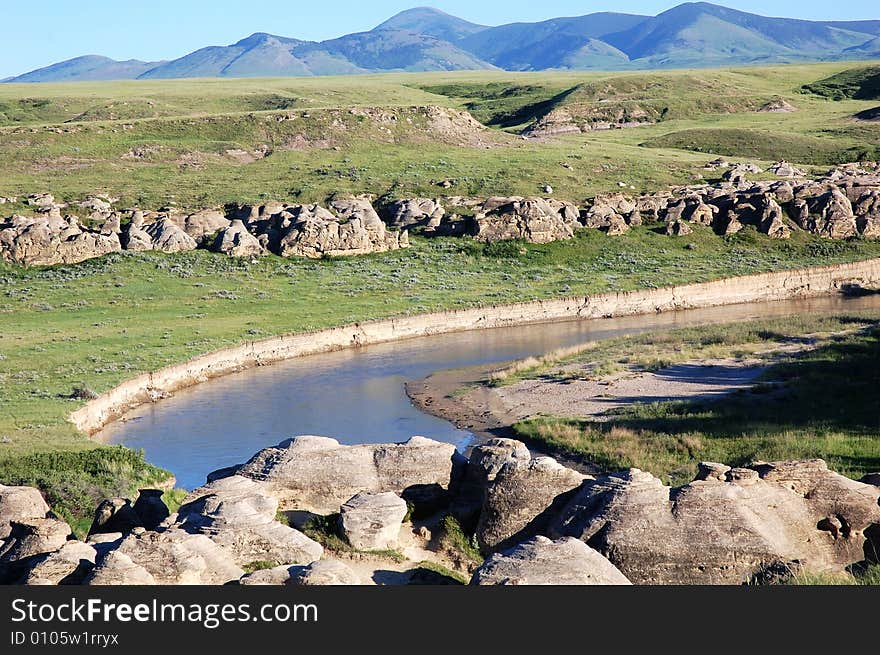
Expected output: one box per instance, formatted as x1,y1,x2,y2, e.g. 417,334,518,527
0,447,173,537
511,313,880,485
801,66,880,101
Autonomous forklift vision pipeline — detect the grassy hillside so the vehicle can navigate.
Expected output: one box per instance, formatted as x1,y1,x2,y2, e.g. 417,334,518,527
1,62,879,210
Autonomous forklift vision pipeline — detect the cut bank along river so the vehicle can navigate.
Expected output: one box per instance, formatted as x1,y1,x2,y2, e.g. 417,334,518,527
98,294,880,489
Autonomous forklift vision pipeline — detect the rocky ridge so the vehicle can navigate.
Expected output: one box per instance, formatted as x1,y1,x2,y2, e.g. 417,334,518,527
3,162,880,266
2,436,878,586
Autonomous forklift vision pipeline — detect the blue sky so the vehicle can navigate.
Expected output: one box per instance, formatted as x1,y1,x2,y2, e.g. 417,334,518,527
2,1,879,78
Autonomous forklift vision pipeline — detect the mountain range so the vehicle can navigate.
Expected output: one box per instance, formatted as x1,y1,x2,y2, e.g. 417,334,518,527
8,3,880,83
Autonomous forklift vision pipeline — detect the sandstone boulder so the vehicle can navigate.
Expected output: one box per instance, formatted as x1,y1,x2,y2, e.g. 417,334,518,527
89,498,143,536
549,461,880,585
85,551,156,586
474,197,580,244
471,536,631,586
291,559,362,586
172,209,231,245
175,476,323,567
339,492,408,551
383,198,445,231
476,454,586,553
22,541,96,585
240,559,362,586
272,202,405,258
800,188,859,239
0,485,49,540
213,220,264,257
768,161,805,177
140,218,198,253
132,489,170,531
665,219,693,236
237,436,463,514
0,518,72,564
111,528,243,585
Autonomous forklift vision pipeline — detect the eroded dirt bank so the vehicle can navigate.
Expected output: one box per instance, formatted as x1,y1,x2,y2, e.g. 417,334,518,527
71,257,880,436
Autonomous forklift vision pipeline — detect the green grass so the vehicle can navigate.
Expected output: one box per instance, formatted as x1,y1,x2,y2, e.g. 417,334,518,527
412,561,468,585
0,446,173,537
3,230,880,466
1,63,878,208
511,315,880,486
785,565,880,586
641,127,880,166
437,515,483,565
801,66,880,101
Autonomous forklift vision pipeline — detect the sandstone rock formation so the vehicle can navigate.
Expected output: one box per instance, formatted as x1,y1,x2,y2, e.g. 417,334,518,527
0,518,72,565
0,213,121,266
471,536,631,586
213,220,264,257
382,198,445,232
236,436,463,514
21,541,97,586
89,498,143,536
175,475,323,567
85,551,157,585
239,559,362,586
0,484,50,540
474,197,580,244
476,454,586,553
108,527,243,585
169,209,231,246
132,489,170,531
339,492,407,551
549,460,880,585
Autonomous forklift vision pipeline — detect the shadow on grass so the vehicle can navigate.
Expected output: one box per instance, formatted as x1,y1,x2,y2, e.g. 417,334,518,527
609,325,880,438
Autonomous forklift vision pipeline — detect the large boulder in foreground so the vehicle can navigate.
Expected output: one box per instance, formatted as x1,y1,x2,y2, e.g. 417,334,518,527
472,536,631,586
474,197,580,244
0,484,49,540
476,452,587,554
22,541,97,586
339,492,408,551
85,551,156,586
175,476,322,567
0,518,72,565
549,460,880,585
236,436,463,514
108,528,243,585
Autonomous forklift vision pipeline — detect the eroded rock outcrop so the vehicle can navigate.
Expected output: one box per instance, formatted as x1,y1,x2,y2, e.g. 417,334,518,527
22,541,97,586
175,476,323,567
108,527,243,585
471,536,631,586
0,214,121,266
474,197,580,244
0,485,49,540
236,436,463,515
549,460,880,585
476,453,586,553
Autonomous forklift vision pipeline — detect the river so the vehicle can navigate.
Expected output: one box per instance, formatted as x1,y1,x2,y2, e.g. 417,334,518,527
98,293,880,489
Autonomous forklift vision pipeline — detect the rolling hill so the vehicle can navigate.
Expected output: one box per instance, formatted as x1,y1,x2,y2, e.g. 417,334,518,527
6,4,880,83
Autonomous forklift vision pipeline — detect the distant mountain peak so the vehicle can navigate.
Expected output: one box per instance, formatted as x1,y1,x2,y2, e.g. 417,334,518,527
374,6,487,41
7,4,880,83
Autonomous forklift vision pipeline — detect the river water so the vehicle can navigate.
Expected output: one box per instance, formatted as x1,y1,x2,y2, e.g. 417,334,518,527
99,294,880,489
